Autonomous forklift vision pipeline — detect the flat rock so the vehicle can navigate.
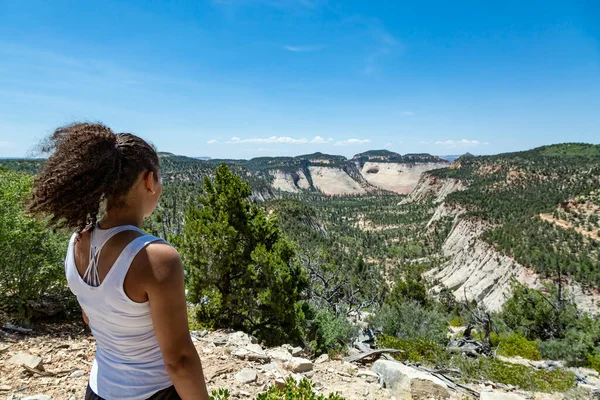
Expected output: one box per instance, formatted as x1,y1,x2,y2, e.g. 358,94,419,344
22,396,52,400
357,370,380,383
235,368,258,384
69,370,85,378
314,354,329,364
286,357,313,373
267,347,293,362
233,343,270,362
8,351,44,370
212,335,228,346
372,360,449,400
480,391,527,400
291,346,303,357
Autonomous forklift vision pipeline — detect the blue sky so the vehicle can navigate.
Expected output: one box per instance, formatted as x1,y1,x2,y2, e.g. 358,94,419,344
0,0,598,159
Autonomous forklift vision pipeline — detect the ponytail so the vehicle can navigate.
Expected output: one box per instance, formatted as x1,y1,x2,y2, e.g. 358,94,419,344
27,122,159,232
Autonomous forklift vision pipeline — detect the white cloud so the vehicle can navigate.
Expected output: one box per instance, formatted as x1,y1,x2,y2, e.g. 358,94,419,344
226,136,309,144
207,139,218,144
335,138,371,146
435,139,489,148
283,45,323,53
310,136,334,144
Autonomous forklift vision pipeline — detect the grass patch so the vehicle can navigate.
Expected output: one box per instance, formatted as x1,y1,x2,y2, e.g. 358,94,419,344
449,316,464,327
378,334,448,364
450,356,576,392
496,333,542,360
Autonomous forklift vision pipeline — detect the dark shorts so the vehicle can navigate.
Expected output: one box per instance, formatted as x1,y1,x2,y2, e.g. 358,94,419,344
85,384,181,400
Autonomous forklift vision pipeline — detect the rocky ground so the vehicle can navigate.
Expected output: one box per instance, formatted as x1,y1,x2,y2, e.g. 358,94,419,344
1,325,598,400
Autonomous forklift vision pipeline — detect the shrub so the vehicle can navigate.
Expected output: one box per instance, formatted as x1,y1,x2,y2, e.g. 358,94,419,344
181,164,308,345
499,282,578,340
587,354,600,374
378,334,448,364
372,299,449,346
449,316,464,327
496,333,541,360
210,378,345,400
305,308,358,356
0,170,69,320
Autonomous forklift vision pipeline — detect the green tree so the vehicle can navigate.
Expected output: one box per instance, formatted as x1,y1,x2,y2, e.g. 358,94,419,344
181,164,308,344
0,170,68,319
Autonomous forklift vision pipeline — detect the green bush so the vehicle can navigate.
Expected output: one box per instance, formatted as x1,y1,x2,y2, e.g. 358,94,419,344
587,354,600,374
378,334,448,364
496,333,541,360
449,316,464,327
305,308,358,356
210,378,345,400
499,282,579,340
181,164,308,345
372,299,449,346
0,170,69,320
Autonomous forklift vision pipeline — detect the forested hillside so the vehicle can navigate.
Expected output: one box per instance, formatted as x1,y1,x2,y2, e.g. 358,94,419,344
429,143,600,286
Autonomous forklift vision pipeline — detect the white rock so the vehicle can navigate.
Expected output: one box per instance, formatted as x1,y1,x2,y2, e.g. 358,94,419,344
291,346,303,357
480,392,527,400
69,370,85,378
267,347,293,362
233,343,270,362
372,360,449,400
235,368,258,384
314,354,329,364
23,396,52,400
286,357,313,373
357,370,380,383
8,352,44,370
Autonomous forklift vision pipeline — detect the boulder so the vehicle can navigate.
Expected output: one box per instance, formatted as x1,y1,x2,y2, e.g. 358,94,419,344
480,392,526,400
267,347,293,362
372,360,449,400
232,343,270,362
286,357,313,373
8,351,44,371
314,354,329,364
69,370,85,378
357,370,380,383
235,368,258,384
291,346,303,357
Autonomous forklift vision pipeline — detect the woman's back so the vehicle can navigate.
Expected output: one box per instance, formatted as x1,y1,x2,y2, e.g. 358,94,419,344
28,123,208,399
66,224,173,400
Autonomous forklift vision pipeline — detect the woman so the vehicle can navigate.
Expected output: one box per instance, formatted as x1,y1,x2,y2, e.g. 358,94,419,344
27,123,209,400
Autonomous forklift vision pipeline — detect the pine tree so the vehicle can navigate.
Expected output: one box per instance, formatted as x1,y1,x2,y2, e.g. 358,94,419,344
181,164,308,344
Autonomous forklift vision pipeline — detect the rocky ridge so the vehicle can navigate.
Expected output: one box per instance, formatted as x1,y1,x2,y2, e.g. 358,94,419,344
1,328,598,400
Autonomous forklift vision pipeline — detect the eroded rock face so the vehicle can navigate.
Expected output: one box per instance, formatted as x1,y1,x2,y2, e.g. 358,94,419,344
427,214,600,313
308,166,367,196
372,360,450,400
401,174,466,204
360,162,450,195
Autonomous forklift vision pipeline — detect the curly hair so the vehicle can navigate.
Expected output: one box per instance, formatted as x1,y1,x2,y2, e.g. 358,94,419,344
27,122,159,232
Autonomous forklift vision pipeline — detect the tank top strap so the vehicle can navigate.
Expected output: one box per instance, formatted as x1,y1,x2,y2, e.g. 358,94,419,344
106,234,166,286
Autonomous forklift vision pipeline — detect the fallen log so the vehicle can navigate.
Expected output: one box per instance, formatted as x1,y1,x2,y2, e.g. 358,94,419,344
343,348,403,363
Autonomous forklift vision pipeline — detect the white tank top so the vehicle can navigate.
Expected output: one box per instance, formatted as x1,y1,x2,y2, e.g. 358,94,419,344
65,224,174,400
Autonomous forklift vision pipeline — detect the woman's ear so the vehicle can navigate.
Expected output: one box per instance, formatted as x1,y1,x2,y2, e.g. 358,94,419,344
145,170,157,194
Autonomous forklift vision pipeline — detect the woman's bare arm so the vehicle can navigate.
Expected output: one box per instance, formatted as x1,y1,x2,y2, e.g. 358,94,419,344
144,243,209,400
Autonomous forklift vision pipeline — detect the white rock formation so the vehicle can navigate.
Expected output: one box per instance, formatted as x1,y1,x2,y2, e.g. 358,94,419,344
269,169,310,193
401,174,465,204
308,166,367,196
360,162,449,194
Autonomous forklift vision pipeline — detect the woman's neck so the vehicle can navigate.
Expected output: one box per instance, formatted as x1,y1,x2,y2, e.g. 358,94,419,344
99,208,144,229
